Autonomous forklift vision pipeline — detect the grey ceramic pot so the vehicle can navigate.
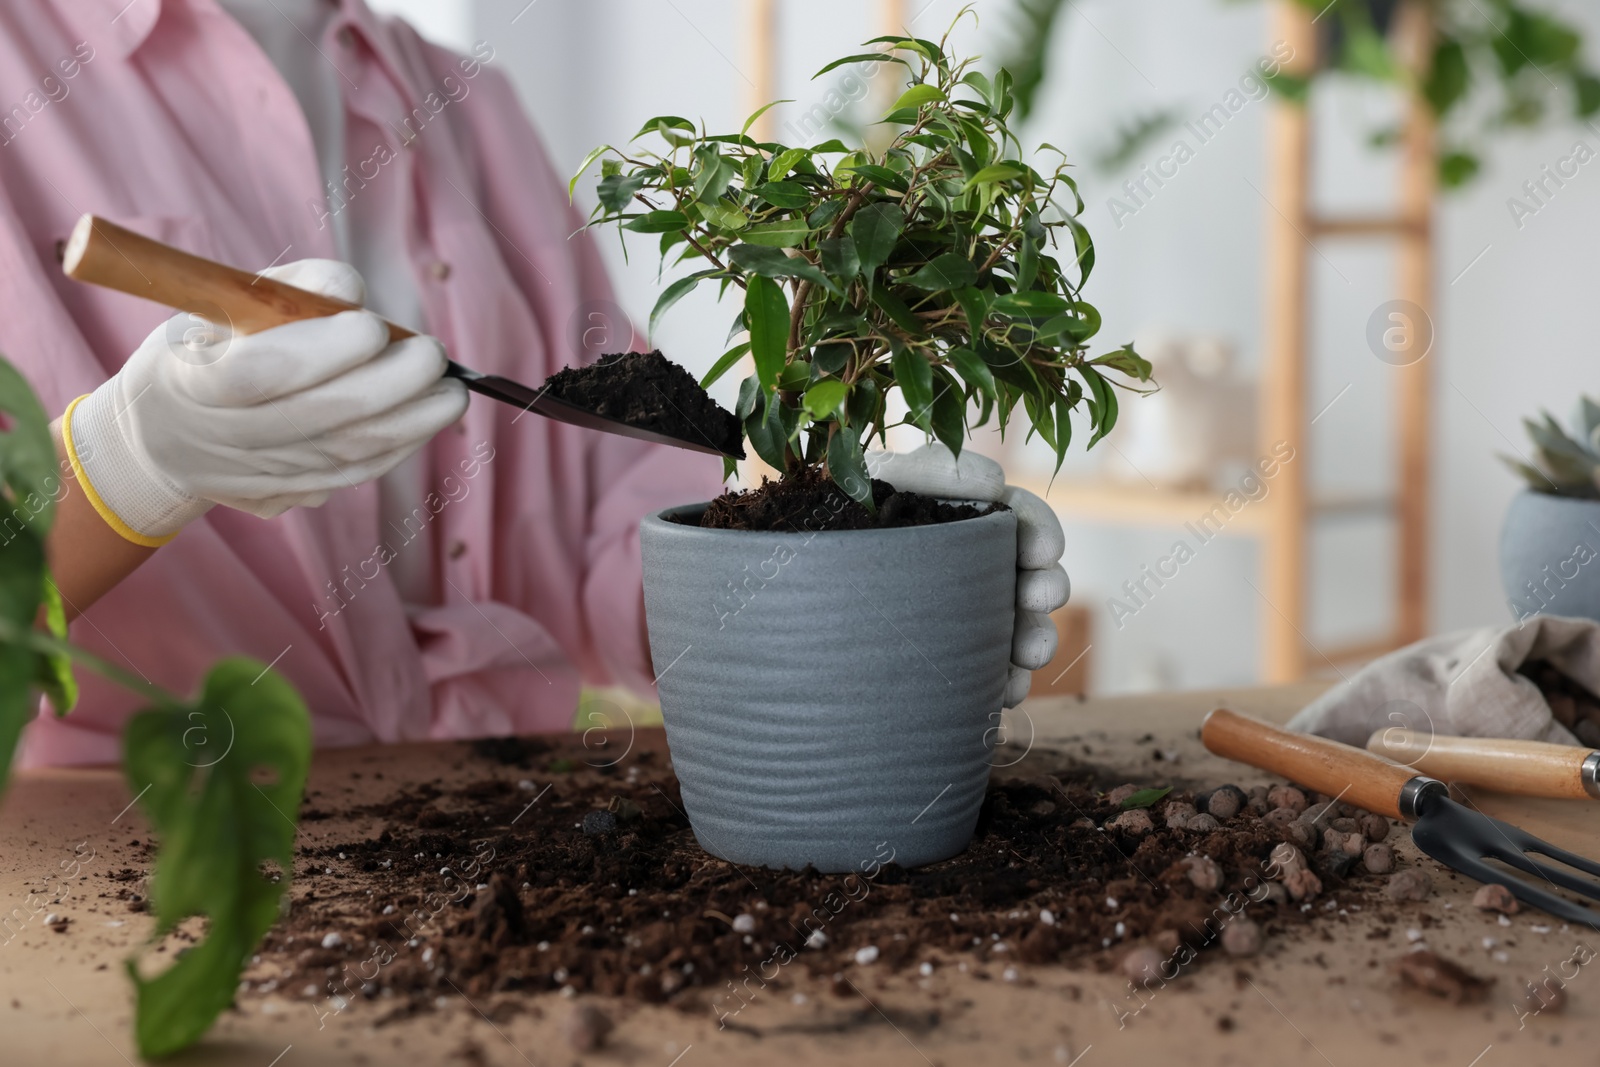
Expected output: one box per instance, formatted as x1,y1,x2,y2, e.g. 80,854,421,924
1499,490,1600,624
640,503,1017,873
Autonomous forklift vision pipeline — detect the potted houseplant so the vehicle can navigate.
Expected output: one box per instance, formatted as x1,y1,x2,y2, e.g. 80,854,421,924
573,22,1152,872
1501,398,1600,625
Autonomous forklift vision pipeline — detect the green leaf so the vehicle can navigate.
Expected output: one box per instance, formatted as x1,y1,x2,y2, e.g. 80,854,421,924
809,138,851,154
893,83,947,112
0,357,61,536
744,392,790,470
902,253,977,291
632,115,696,142
870,286,923,336
754,181,813,209
851,202,906,293
568,143,613,200
735,374,761,420
948,346,996,400
700,341,751,390
1438,150,1480,188
768,148,810,181
624,210,689,234
1424,37,1470,118
814,53,902,78
1576,72,1600,118
818,237,860,280
728,244,836,293
1119,786,1170,810
742,98,793,137
1090,343,1152,382
844,163,911,192
596,172,650,214
963,162,1027,189
803,379,849,419
701,202,750,231
742,219,812,247
929,367,965,457
777,361,812,392
826,422,874,511
649,270,716,338
892,346,934,430
862,34,948,69
1082,365,1119,448
124,658,311,1059
953,286,990,340
692,148,738,202
1050,389,1075,474
35,577,75,714
745,275,789,391
845,377,880,434
992,291,1070,319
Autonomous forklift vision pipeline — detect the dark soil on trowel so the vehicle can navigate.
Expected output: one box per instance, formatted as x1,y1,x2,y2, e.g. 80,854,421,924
541,350,744,457
236,734,1403,1026
694,465,998,531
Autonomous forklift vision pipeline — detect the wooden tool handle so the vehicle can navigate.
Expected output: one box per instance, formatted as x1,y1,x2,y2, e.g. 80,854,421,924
61,214,412,342
1368,728,1597,800
1202,708,1418,820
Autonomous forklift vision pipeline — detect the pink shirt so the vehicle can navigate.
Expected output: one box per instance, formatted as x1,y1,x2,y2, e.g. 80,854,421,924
0,0,723,765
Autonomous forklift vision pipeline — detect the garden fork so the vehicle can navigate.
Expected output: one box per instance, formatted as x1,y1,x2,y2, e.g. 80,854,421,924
1204,709,1600,930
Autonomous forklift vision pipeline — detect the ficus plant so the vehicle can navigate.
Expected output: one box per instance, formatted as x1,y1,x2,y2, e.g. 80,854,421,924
571,13,1154,507
0,356,309,1059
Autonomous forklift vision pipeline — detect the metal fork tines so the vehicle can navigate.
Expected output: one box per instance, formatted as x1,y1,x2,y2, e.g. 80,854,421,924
1412,796,1600,929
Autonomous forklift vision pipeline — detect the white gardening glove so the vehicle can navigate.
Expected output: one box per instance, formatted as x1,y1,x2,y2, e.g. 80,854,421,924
868,443,1069,708
65,259,468,546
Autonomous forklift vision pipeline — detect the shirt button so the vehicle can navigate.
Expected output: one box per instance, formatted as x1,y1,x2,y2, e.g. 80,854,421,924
429,261,452,281
448,540,467,560
337,26,355,49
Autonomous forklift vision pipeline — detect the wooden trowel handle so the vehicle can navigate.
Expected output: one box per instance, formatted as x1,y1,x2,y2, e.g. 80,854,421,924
61,214,413,343
1202,708,1418,820
1368,728,1599,800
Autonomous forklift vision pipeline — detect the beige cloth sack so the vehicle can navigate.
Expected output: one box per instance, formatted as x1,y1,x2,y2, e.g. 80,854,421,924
1286,615,1600,747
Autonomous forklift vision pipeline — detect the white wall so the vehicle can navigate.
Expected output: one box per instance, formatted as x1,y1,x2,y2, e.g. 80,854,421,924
402,0,1600,693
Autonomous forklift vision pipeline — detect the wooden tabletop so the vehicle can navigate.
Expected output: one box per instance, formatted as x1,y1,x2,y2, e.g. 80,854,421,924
1,682,1592,1066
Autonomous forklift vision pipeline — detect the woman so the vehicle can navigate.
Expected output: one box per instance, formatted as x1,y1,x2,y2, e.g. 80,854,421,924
0,0,1065,765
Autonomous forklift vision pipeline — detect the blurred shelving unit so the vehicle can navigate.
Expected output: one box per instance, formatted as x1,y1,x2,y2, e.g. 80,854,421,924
1015,0,1437,685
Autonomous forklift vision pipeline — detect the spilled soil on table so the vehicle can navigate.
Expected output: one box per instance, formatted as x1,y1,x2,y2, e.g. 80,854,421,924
541,350,744,458
229,734,1407,1025
694,466,999,531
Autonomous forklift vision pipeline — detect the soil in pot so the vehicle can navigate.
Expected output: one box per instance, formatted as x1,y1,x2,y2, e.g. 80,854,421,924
229,735,1415,1023
693,466,997,531
541,350,744,457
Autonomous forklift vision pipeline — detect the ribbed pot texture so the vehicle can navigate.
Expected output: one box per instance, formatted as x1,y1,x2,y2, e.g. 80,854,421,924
1500,489,1600,625
640,502,1018,873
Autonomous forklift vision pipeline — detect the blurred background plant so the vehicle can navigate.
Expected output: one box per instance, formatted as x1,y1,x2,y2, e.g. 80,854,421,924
995,0,1599,186
1503,398,1600,498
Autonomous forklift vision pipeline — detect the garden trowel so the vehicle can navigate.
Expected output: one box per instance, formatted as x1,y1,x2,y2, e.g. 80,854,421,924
59,214,741,458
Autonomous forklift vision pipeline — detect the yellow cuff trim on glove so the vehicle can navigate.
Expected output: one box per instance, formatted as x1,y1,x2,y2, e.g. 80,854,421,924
62,394,177,549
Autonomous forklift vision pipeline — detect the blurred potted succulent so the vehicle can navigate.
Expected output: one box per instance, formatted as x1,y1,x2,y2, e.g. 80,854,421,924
572,19,1151,872
1500,398,1600,624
